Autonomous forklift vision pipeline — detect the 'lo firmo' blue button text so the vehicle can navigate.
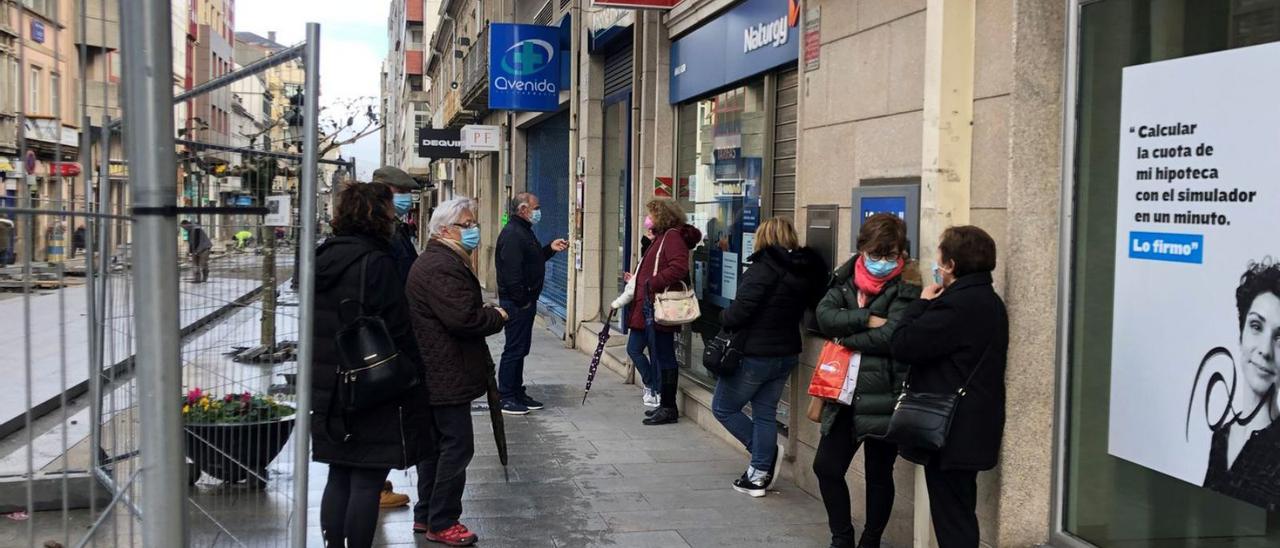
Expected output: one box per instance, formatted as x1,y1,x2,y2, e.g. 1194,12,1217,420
1128,231,1203,264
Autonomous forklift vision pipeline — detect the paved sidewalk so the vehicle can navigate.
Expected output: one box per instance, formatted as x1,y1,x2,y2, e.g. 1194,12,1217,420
304,318,832,548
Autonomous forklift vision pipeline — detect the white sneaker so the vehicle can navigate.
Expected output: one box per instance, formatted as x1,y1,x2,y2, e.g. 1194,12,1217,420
642,389,660,408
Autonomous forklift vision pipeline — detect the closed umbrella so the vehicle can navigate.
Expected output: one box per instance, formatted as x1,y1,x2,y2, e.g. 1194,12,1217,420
582,309,617,404
484,366,509,482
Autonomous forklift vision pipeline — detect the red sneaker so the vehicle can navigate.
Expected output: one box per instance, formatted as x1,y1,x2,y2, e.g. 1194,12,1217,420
412,522,429,534
424,523,478,546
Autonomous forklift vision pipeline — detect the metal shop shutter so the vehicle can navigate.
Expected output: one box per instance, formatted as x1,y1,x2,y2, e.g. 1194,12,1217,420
772,68,799,220
603,44,633,98
525,111,571,320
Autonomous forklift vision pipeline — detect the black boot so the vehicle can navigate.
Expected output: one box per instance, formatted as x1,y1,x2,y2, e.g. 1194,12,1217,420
643,369,679,425
643,407,678,425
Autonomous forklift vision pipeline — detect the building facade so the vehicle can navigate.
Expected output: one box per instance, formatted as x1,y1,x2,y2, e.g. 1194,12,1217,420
410,1,1280,546
380,0,436,184
0,0,122,263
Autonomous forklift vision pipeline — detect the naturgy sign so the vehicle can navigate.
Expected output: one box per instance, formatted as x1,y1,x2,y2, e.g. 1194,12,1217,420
489,23,562,112
670,0,799,103
743,15,790,52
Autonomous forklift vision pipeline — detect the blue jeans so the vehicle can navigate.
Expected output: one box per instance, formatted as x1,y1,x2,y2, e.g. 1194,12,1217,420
642,301,678,372
711,355,797,473
498,299,536,401
626,329,660,392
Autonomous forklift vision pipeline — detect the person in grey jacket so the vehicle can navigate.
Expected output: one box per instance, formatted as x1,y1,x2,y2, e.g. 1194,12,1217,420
181,220,212,283
812,213,921,548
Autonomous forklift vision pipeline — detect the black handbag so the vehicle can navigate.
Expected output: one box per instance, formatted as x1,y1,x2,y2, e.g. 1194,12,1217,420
333,254,421,413
702,329,747,376
701,262,779,376
879,342,992,452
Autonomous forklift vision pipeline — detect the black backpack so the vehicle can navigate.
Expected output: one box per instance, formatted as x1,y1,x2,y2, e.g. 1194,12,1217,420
333,254,421,413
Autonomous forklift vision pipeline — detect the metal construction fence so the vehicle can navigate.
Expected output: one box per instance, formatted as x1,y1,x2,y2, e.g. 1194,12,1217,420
0,2,323,545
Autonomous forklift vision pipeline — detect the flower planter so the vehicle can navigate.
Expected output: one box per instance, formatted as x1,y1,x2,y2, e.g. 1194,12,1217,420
184,415,295,489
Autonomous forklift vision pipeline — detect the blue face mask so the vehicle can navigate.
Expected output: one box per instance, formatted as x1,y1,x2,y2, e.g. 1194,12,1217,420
530,208,542,225
460,226,481,251
865,257,898,278
393,194,413,216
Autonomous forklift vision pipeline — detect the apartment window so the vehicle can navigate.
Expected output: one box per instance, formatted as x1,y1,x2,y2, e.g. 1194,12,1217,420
22,0,50,16
0,58,7,112
9,59,17,112
409,29,423,47
49,73,58,115
29,66,40,113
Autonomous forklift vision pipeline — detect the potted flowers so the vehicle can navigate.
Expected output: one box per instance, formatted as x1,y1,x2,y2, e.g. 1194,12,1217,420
182,388,296,488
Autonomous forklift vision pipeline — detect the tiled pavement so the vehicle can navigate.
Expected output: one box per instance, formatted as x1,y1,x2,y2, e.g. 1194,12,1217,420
4,315,834,547
305,318,834,547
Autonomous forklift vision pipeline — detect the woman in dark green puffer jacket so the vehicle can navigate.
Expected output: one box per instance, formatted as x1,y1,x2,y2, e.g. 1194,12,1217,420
811,213,920,548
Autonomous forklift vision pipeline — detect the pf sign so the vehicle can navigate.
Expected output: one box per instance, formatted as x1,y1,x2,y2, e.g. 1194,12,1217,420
461,125,501,153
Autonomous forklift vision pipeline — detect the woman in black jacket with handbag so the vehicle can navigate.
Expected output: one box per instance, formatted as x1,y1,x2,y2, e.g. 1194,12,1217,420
890,225,1008,548
813,213,921,548
712,217,827,497
312,182,433,548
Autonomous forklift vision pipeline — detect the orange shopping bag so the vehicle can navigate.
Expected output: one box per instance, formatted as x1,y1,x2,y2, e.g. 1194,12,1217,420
808,341,856,401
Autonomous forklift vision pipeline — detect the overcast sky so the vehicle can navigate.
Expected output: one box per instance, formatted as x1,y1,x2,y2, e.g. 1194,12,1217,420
237,0,391,180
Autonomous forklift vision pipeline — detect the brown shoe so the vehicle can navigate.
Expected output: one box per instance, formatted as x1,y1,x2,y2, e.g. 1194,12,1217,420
380,480,410,509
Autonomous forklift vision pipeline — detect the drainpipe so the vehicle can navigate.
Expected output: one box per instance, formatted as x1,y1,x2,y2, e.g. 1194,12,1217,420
563,0,582,349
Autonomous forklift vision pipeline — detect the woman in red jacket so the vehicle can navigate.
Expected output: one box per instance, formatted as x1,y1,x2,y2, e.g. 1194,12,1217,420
629,198,702,425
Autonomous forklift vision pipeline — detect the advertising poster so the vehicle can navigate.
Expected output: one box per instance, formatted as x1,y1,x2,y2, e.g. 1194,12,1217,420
1107,42,1280,510
264,195,291,227
742,232,756,261
721,252,739,301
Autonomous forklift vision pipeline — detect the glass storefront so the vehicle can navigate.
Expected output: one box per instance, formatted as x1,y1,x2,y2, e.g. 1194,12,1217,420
602,93,631,329
674,80,768,382
1064,0,1280,545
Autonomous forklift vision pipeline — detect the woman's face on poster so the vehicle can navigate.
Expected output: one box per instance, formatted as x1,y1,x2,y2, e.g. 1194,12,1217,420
1240,292,1280,397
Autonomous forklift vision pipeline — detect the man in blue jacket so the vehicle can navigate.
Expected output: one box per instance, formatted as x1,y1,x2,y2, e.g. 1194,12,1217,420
495,192,567,414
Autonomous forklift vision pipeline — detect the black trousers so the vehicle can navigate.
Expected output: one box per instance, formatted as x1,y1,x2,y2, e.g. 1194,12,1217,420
498,299,536,401
320,465,390,548
414,403,475,531
924,458,980,548
812,405,897,548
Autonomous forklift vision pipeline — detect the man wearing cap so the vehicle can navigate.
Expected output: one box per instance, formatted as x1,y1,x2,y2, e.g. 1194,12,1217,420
372,166,422,283
366,166,423,511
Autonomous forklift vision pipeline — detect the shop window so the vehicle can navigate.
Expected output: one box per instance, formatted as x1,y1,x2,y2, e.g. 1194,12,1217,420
1065,0,1280,545
674,80,768,382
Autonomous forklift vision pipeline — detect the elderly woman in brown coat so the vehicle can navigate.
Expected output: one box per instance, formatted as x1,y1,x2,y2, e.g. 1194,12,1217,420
404,197,508,547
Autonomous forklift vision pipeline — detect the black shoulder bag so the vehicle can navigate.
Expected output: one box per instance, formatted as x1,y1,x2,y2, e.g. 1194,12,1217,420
702,262,778,377
879,341,993,452
334,254,421,413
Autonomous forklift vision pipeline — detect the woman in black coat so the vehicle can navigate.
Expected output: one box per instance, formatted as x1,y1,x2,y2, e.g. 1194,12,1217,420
312,182,432,548
890,225,1008,548
712,217,828,497
404,197,508,546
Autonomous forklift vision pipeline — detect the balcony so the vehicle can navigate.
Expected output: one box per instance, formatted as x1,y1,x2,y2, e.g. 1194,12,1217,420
84,81,121,122
459,27,488,114
76,0,120,50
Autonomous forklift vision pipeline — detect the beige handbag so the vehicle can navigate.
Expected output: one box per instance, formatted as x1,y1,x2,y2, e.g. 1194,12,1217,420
648,231,701,326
